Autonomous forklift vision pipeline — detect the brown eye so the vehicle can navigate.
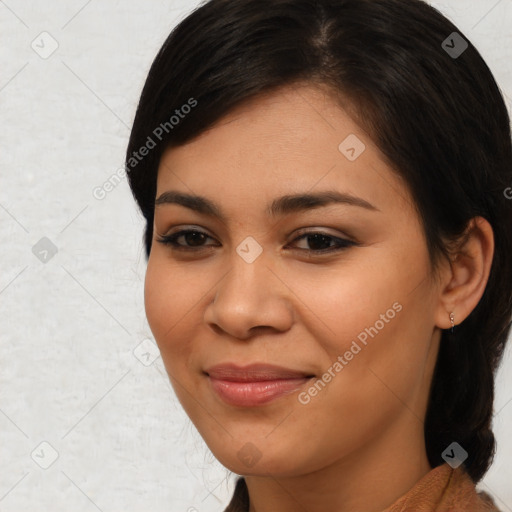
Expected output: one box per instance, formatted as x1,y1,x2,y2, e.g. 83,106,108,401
288,231,356,254
156,229,217,250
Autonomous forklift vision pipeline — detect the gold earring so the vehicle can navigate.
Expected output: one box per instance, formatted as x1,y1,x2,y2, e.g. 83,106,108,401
449,312,455,333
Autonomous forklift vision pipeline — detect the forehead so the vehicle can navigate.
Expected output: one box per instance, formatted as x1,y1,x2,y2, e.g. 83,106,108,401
155,84,412,217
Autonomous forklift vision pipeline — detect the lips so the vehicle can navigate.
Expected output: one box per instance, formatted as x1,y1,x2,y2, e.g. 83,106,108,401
204,363,315,407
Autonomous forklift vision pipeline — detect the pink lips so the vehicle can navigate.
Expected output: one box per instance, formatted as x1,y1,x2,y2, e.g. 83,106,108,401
205,363,314,407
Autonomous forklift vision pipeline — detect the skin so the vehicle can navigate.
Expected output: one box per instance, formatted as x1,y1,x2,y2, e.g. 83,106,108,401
144,83,494,512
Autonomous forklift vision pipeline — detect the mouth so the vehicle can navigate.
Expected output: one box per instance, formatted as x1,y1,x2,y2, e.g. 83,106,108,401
204,363,315,407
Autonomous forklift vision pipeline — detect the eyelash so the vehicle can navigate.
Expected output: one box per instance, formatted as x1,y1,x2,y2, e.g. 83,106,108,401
155,229,356,256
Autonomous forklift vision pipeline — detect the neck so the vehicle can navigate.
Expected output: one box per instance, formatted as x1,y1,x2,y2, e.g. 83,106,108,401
246,413,432,512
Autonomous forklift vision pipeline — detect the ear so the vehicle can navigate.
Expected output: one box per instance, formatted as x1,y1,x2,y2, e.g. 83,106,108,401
434,216,494,330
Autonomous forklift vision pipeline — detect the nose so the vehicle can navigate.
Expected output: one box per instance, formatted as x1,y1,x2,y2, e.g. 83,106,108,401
204,253,294,340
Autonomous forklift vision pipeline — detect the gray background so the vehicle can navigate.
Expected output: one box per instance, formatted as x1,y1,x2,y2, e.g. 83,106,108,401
0,1,511,511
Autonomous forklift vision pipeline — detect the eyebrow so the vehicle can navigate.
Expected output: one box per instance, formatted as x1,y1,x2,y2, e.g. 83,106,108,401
154,190,379,221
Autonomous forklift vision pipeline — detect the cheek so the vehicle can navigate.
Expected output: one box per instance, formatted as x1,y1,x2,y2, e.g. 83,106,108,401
144,258,169,341
293,251,433,402
307,279,435,436
278,259,404,358
143,257,195,367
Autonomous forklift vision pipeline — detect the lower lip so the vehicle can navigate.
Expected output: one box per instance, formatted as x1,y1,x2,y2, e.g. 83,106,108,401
208,376,312,407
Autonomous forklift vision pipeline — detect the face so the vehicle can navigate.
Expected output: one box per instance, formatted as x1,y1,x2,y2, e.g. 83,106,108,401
144,84,443,478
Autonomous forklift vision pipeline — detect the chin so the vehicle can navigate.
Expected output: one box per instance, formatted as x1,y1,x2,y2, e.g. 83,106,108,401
205,437,313,478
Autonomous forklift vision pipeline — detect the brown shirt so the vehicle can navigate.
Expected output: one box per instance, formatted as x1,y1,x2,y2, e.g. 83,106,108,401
224,463,501,511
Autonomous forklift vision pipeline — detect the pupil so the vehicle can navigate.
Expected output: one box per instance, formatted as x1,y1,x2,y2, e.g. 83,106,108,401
186,232,205,246
308,234,331,250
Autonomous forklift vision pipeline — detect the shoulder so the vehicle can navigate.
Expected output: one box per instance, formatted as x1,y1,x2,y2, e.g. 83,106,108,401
446,466,501,512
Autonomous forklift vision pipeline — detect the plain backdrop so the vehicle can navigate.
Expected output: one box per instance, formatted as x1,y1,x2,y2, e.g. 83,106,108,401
0,1,511,511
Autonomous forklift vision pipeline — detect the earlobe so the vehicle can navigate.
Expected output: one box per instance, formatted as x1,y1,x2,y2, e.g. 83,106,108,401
434,216,494,331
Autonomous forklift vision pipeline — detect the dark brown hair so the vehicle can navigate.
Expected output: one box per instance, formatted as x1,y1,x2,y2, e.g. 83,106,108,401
125,0,512,493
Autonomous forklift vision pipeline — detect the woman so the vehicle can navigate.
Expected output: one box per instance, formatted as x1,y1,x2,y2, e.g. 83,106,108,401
125,0,512,510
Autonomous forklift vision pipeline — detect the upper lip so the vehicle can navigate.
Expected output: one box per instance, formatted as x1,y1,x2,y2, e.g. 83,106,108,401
205,363,315,382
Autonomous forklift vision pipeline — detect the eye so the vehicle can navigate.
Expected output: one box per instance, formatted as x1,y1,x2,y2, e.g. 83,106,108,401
288,231,356,254
156,228,357,255
156,229,217,250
